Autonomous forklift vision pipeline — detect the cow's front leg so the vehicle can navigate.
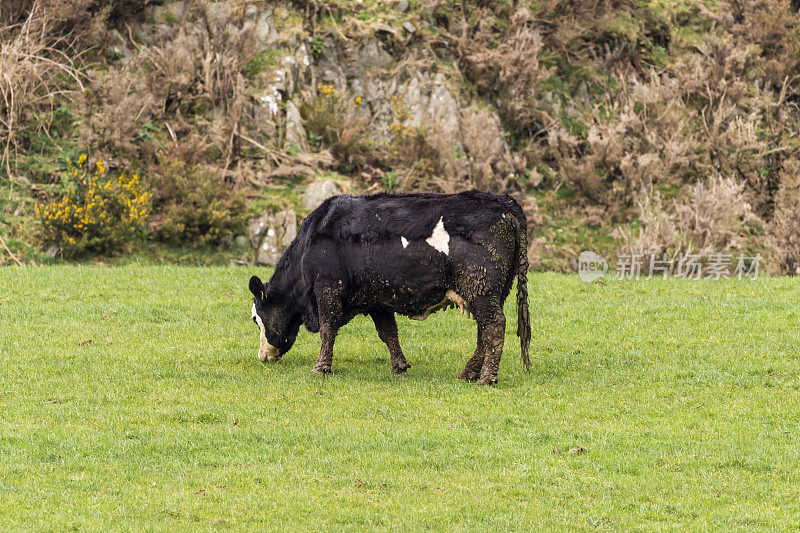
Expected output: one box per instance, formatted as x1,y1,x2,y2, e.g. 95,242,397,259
312,324,337,374
312,281,343,374
458,323,484,381
371,311,410,374
476,308,506,386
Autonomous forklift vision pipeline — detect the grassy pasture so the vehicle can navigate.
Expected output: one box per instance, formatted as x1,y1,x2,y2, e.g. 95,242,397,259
1,266,799,530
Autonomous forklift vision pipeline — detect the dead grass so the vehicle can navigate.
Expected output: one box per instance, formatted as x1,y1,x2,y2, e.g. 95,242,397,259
617,175,763,271
0,1,85,181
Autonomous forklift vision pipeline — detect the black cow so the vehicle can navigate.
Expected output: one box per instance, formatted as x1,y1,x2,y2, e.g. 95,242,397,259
248,190,531,384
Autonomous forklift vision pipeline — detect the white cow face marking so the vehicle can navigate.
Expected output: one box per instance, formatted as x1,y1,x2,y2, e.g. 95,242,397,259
401,236,409,249
251,303,280,362
425,216,450,255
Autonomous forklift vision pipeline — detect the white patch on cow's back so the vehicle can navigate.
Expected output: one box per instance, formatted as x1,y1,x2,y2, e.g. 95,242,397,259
401,236,409,249
425,216,450,255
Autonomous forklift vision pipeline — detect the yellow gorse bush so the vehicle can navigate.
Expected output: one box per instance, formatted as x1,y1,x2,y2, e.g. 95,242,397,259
317,83,336,96
387,94,414,138
301,83,370,165
36,157,150,256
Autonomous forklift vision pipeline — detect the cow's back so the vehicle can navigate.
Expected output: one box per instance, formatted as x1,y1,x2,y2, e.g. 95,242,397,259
313,190,520,243
299,190,523,317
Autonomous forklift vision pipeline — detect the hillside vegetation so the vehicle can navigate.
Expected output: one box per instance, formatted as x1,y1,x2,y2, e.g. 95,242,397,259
2,0,800,272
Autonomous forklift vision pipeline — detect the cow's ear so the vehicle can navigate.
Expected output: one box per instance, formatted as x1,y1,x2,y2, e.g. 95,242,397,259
249,275,266,301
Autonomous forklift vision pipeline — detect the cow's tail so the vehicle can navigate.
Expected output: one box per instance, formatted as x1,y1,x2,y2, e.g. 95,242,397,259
511,211,531,372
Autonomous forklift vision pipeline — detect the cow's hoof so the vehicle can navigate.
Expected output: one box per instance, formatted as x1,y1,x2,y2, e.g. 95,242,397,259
458,369,480,381
311,365,332,374
393,361,411,374
476,376,498,386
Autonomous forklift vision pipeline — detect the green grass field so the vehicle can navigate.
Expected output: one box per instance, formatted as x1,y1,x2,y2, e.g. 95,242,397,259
1,266,799,530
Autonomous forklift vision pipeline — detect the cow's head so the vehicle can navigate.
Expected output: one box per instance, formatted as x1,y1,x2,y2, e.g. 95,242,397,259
249,275,301,362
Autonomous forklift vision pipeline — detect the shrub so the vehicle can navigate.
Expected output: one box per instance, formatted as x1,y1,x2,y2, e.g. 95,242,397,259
458,10,551,137
765,159,800,275
35,156,149,256
616,176,763,270
0,3,85,179
148,156,247,245
301,83,369,169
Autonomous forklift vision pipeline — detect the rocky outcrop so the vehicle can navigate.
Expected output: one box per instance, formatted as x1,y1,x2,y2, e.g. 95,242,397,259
117,1,529,266
284,101,309,153
312,40,517,191
122,2,517,191
248,178,350,264
249,209,297,266
302,179,342,210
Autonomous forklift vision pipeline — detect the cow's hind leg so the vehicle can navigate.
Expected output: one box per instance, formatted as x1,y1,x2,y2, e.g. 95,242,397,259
458,323,484,381
312,281,343,374
474,304,506,386
371,311,410,374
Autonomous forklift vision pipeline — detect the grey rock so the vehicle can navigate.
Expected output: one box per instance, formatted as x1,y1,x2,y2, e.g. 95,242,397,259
246,89,280,137
540,91,554,114
460,105,508,162
45,245,59,258
204,2,229,26
132,22,172,45
280,210,298,247
254,209,298,266
401,74,423,126
235,235,248,247
253,12,278,51
402,73,463,156
249,213,270,247
302,179,342,210
107,29,132,61
575,81,591,108
402,21,417,34
375,24,398,36
316,37,348,88
358,39,394,71
428,75,460,139
396,0,409,12
273,67,290,95
108,45,131,62
244,5,258,18
180,20,204,40
150,1,184,25
292,44,313,89
257,240,280,266
284,101,309,153
302,32,512,187
272,44,312,99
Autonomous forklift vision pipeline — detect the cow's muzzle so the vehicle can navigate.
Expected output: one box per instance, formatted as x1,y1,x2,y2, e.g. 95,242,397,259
258,340,281,363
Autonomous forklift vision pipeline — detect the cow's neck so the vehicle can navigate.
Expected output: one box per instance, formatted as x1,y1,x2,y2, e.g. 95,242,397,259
266,231,315,327
268,264,304,316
